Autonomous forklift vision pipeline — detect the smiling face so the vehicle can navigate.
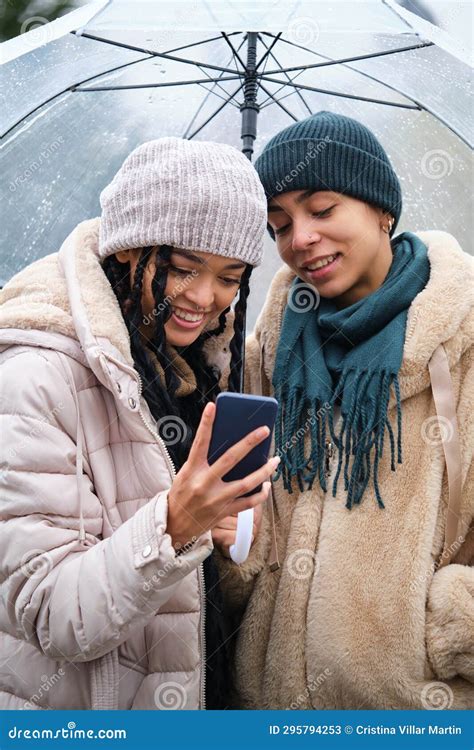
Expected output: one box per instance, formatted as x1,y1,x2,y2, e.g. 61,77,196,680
268,190,394,308
115,246,246,346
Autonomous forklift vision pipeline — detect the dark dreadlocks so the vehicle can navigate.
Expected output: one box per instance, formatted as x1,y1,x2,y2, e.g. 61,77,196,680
102,246,253,709
102,245,252,470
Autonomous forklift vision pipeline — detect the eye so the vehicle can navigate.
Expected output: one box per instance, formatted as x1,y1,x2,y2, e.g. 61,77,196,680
275,223,290,237
220,277,241,287
169,265,193,277
312,205,335,218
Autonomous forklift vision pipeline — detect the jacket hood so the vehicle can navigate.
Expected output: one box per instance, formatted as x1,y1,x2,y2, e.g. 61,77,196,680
0,218,234,387
254,231,473,402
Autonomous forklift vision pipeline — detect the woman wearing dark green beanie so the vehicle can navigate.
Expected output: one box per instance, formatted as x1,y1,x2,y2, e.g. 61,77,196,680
213,112,473,710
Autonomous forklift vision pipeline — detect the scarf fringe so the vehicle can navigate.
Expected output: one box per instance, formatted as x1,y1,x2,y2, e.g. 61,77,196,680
274,369,402,508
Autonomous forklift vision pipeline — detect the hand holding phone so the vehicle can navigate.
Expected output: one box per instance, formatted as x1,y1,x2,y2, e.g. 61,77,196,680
166,398,279,559
207,393,278,564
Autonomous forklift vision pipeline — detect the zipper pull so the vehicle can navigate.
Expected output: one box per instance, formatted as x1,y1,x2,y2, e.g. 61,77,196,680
325,440,334,480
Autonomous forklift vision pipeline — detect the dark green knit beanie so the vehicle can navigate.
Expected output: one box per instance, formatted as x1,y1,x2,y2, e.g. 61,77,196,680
254,111,402,238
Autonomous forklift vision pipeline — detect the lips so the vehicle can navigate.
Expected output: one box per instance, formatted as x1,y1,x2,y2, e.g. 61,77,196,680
304,253,342,280
301,252,341,271
170,306,207,330
172,306,204,322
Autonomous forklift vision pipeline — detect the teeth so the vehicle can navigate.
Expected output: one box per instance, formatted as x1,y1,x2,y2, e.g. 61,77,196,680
307,254,338,271
173,307,204,322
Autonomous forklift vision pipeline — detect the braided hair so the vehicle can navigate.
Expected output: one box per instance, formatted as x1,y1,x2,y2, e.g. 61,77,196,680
103,246,253,710
102,246,253,471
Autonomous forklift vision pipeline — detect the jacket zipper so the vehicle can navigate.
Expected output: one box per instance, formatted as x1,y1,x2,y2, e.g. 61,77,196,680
198,563,207,709
134,371,207,710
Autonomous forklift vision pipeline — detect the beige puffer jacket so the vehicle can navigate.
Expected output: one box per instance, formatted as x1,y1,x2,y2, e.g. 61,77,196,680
0,219,232,710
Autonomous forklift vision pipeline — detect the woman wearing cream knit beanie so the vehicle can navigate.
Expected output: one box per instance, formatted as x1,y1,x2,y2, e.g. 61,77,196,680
99,137,274,709
0,136,279,711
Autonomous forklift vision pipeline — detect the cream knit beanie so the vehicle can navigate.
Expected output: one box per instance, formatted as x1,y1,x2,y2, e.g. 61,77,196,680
99,137,267,266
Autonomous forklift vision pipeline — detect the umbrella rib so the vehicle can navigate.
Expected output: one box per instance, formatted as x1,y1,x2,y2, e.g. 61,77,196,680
259,75,421,109
257,83,299,121
260,32,471,147
1,48,156,139
79,32,241,76
193,63,242,106
74,75,242,91
160,31,241,56
221,32,246,72
255,32,282,71
257,33,312,115
259,78,305,110
258,31,424,113
186,83,245,140
194,81,241,107
190,34,247,104
259,73,302,107
184,40,248,136
69,49,154,88
259,38,434,75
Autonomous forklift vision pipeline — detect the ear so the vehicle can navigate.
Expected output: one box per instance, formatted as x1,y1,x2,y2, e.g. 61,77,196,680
114,250,131,264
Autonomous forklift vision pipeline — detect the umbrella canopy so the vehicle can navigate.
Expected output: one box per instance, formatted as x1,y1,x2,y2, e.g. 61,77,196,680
1,0,472,330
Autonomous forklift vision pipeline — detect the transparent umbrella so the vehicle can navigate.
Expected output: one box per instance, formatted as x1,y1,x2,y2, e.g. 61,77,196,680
1,0,472,331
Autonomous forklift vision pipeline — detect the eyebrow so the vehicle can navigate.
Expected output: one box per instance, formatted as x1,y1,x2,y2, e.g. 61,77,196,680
171,248,246,271
268,189,318,212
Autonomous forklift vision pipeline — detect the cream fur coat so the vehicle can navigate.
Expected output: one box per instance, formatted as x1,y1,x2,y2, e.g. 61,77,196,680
218,231,474,710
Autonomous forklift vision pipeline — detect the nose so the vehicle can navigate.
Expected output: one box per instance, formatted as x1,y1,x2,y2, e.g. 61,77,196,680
291,218,321,254
183,276,215,311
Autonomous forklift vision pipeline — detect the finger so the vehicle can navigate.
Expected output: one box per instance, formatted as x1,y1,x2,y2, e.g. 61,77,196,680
213,517,239,531
253,490,266,523
211,529,235,553
231,481,271,515
187,402,216,464
209,424,271,480
222,456,280,501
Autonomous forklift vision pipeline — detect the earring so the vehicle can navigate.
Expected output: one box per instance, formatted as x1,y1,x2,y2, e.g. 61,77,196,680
382,217,394,234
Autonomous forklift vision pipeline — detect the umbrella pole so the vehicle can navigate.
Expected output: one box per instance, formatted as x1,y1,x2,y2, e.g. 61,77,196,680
240,32,260,162
239,32,260,392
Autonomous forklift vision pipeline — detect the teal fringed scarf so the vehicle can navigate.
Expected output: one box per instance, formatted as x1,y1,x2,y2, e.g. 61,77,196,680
272,232,430,508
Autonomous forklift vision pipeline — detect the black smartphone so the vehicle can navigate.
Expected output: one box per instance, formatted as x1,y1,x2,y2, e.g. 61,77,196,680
207,392,278,497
